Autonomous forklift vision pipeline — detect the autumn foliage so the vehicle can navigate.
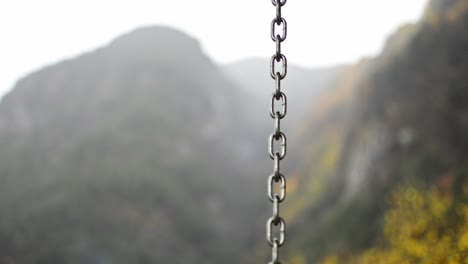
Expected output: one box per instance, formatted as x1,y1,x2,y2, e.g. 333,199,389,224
320,185,468,264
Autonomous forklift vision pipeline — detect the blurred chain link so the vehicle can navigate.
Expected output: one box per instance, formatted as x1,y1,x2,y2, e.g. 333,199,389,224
267,0,287,263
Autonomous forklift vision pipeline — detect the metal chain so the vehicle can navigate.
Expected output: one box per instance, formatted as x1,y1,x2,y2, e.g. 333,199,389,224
267,0,287,263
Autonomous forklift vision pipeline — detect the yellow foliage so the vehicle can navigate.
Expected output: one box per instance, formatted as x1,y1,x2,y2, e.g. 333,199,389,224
320,186,468,264
290,254,307,264
321,255,339,264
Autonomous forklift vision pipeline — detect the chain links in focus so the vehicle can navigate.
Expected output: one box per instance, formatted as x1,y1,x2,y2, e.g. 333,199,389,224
267,0,287,263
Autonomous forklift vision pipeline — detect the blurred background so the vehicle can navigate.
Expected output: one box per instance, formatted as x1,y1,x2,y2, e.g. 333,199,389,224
0,0,467,263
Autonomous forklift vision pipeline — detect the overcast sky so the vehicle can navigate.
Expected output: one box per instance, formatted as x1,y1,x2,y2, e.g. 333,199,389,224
0,0,428,98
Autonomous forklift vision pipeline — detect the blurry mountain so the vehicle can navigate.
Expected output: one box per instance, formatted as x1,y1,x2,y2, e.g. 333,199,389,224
0,26,267,263
223,58,344,127
2,0,468,262
282,0,468,261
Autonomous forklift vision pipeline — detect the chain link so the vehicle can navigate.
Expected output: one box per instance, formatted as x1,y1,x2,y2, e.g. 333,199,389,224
268,174,286,202
267,0,288,263
270,92,287,119
269,132,287,160
270,54,287,80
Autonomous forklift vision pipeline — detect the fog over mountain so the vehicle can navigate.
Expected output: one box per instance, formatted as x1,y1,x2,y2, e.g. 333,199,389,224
0,25,338,263
0,26,259,263
1,0,468,263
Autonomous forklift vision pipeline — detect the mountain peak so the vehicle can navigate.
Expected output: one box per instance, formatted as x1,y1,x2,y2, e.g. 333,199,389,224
107,26,203,59
111,26,198,46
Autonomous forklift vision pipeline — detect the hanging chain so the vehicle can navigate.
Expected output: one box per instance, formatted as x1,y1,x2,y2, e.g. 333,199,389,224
267,0,287,263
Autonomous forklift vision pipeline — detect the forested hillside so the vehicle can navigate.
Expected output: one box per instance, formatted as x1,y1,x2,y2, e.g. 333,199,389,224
274,0,468,262
0,26,265,263
0,26,338,263
1,0,467,263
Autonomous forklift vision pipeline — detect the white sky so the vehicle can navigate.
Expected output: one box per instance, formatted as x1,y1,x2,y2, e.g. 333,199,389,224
0,0,427,98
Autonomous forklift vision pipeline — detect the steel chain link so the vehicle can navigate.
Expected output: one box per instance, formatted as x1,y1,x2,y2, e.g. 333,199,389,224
267,0,288,263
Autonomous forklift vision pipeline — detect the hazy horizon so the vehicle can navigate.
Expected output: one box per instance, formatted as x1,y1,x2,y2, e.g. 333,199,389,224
0,0,427,98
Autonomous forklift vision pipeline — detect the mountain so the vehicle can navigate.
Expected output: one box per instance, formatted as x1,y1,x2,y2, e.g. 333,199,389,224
223,59,344,131
0,22,344,263
0,26,268,264
279,0,468,262
2,0,468,262
223,59,345,183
